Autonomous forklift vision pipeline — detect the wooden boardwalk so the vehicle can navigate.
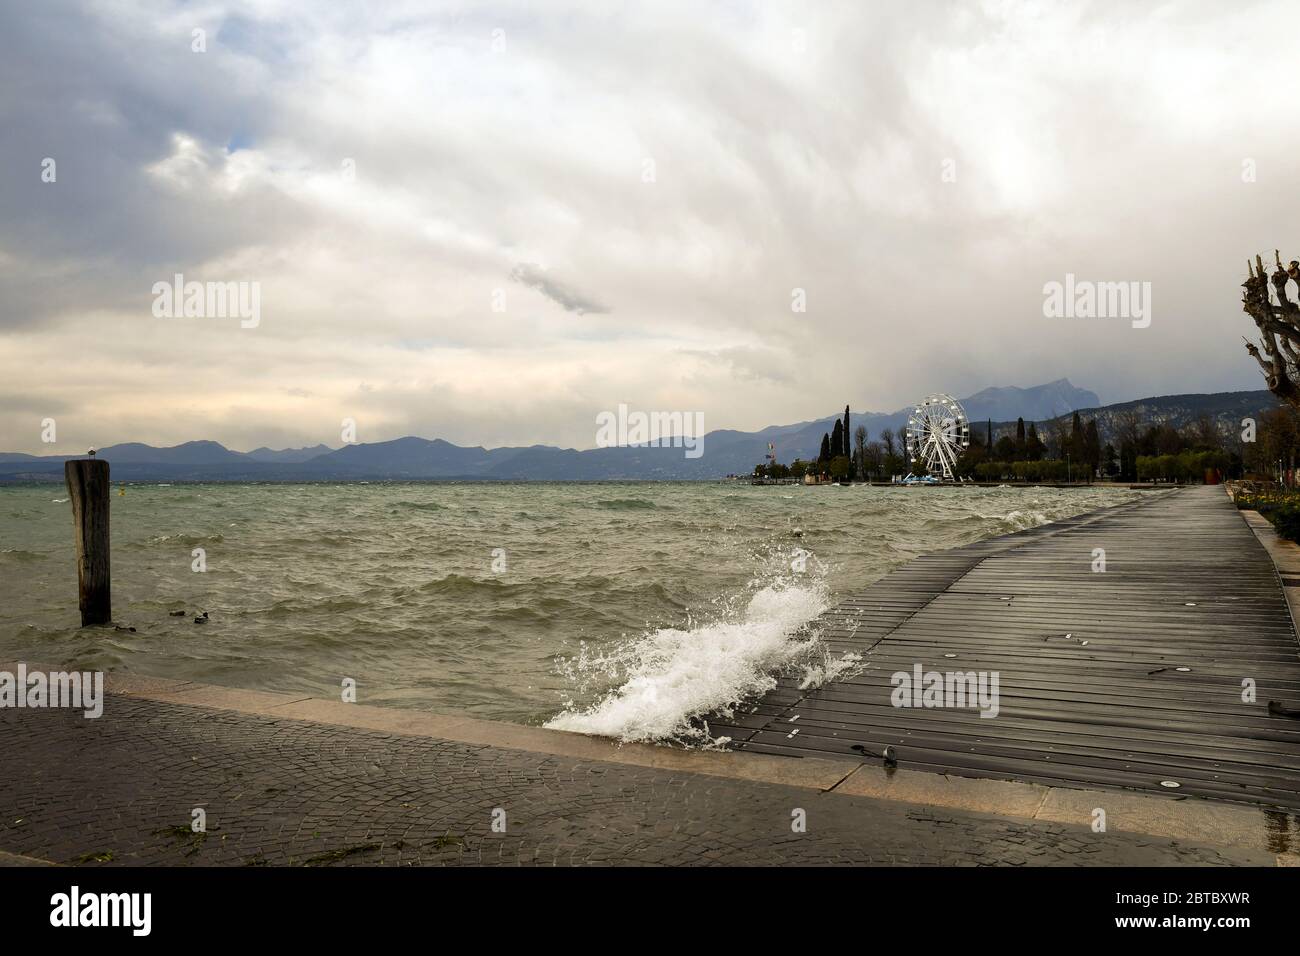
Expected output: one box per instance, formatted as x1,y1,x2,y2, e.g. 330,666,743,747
712,486,1300,809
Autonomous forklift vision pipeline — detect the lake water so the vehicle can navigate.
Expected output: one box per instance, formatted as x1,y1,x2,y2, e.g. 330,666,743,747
0,481,1152,742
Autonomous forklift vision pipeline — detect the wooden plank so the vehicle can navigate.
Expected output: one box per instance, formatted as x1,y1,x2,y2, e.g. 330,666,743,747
716,486,1300,809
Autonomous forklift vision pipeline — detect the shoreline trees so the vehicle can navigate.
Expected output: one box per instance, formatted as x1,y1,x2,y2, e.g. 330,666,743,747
755,402,1265,485
952,411,1238,484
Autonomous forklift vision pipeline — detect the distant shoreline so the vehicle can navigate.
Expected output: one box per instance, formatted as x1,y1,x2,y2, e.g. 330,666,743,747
0,476,1175,488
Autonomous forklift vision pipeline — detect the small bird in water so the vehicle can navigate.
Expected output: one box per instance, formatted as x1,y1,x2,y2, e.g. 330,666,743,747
193,611,209,624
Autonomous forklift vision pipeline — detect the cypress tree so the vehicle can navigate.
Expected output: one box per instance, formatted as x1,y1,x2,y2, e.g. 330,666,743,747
830,419,844,459
1027,422,1043,460
843,406,850,459
1084,419,1101,482
1016,417,1026,457
819,432,831,463
986,419,993,451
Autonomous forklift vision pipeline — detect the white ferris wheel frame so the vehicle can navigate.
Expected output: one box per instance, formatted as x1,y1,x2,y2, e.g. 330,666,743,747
905,394,971,480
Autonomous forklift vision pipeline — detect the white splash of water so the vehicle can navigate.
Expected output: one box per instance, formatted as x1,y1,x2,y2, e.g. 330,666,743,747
547,566,832,743
988,509,1050,531
797,650,864,690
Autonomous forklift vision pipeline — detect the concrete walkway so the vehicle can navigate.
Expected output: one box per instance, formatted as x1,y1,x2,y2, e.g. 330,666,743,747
0,678,1281,866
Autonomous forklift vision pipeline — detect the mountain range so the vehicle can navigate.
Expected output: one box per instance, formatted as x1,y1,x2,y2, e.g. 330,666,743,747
0,380,1276,482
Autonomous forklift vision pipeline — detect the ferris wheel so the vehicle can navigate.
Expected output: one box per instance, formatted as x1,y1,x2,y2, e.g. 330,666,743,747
905,394,971,480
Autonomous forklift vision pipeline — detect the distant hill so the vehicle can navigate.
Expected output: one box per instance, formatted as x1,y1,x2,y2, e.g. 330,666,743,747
245,444,335,463
95,440,245,465
0,382,1277,481
1025,390,1278,447
964,379,1099,423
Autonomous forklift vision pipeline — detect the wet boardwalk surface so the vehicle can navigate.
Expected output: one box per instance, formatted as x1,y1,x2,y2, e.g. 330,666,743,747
712,487,1300,810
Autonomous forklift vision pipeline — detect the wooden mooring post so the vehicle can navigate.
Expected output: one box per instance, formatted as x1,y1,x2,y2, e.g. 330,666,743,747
64,457,111,626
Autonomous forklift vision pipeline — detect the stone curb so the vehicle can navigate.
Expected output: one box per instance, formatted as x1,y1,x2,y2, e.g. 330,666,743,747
1238,505,1300,636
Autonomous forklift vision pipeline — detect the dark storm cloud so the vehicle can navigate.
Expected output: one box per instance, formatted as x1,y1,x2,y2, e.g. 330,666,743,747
509,263,608,315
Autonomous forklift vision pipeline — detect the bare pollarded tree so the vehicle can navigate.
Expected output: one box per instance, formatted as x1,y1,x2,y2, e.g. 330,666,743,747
1243,251,1300,407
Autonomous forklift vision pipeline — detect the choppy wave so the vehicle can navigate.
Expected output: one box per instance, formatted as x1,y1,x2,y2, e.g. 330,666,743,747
993,509,1051,531
135,533,225,547
546,562,833,743
0,548,45,563
595,497,657,511
263,597,369,617
415,573,508,595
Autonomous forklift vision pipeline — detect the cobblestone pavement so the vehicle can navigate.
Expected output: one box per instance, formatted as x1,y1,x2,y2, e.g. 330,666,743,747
0,697,1273,866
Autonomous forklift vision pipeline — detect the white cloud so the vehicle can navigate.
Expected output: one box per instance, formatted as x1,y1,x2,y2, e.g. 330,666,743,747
1,0,1297,453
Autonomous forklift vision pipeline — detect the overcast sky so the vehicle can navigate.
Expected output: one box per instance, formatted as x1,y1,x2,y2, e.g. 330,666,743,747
1,0,1296,454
